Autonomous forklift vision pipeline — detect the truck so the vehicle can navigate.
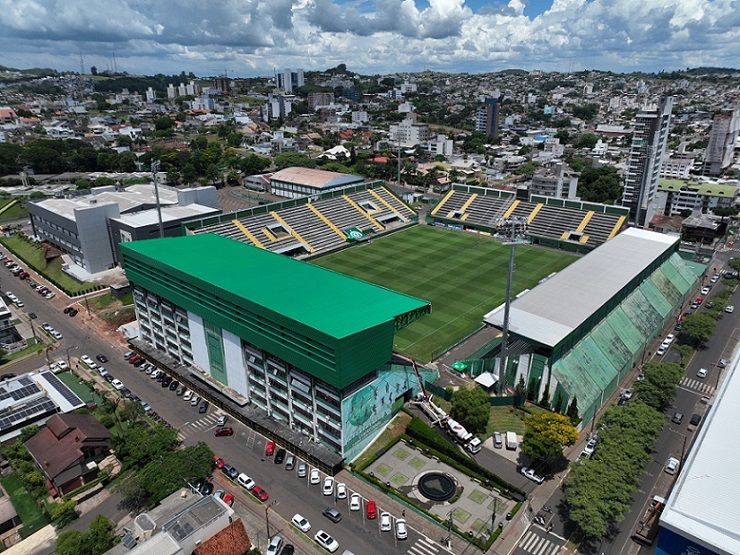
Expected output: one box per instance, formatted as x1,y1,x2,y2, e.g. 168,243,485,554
445,419,481,454
505,431,518,450
633,495,666,545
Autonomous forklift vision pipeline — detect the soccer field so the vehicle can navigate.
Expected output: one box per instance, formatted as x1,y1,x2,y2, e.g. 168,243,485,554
312,225,578,362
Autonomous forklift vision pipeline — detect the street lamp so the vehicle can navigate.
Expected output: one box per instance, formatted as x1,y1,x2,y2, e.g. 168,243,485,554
152,160,164,239
498,217,529,396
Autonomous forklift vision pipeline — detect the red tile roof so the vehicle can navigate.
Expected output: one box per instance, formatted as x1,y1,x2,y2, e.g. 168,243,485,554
192,518,252,555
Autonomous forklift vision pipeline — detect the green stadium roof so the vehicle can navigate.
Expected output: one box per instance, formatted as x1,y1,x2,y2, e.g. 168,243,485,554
121,234,430,339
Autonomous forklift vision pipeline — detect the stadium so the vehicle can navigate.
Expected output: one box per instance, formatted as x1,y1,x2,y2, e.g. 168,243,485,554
122,175,703,466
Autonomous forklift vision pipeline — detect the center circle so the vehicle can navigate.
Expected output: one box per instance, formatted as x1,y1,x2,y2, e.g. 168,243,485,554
418,472,457,502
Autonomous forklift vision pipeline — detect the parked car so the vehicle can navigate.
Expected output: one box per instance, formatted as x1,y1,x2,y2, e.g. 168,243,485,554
314,531,339,553
665,456,680,475
285,454,296,471
380,512,392,531
297,462,308,478
726,305,734,313
213,456,226,469
215,427,233,437
169,380,180,391
395,518,408,540
198,401,209,413
217,415,228,426
291,514,311,533
310,468,321,485
336,482,347,500
672,411,684,424
266,535,283,555
221,464,239,480
697,368,707,378
274,448,286,465
322,477,334,496
237,473,255,490
583,438,597,456
190,395,202,407
520,467,545,484
366,500,377,519
176,386,187,396
265,441,276,456
689,413,702,427
183,390,193,401
251,486,269,501
350,493,361,511
110,379,125,391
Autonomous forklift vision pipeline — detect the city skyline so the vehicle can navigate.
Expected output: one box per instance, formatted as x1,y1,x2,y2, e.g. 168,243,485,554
1,0,738,78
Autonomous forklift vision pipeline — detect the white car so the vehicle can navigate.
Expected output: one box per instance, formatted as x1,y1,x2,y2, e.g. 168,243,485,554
310,468,321,485
265,535,283,555
711,273,720,283
217,414,228,426
350,493,361,511
665,456,680,475
56,360,69,370
726,305,734,313
701,286,710,295
237,473,255,490
380,512,392,531
291,514,311,533
656,345,667,356
183,390,193,401
336,482,347,499
322,476,334,496
314,530,339,553
583,438,597,456
51,330,63,340
395,518,408,540
664,333,675,344
110,379,125,390
81,356,97,369
521,467,545,484
697,368,707,378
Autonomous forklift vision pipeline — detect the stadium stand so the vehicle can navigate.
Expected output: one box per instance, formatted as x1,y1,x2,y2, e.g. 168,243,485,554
427,185,628,252
483,229,701,426
186,182,416,257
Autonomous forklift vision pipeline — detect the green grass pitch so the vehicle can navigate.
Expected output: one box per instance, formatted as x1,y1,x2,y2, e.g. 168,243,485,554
312,225,578,362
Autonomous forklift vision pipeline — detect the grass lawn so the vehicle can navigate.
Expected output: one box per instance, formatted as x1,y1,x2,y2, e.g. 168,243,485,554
0,235,92,295
0,200,28,220
486,406,528,437
56,371,106,405
313,225,577,361
0,474,48,536
352,411,411,469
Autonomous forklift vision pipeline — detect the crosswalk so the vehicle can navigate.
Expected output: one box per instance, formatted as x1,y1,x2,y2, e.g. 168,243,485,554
408,536,441,555
177,412,224,441
680,377,715,395
518,530,561,555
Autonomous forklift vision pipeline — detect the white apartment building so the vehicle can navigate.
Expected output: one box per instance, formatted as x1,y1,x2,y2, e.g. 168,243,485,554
389,116,434,148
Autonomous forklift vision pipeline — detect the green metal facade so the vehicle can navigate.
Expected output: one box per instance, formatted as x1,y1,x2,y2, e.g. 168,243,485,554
120,234,430,390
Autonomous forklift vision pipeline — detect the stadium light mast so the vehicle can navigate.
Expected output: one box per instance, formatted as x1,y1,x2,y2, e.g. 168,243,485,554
499,217,528,396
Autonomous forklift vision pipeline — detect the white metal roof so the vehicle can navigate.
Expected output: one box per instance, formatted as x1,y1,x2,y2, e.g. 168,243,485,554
484,228,678,347
659,350,740,554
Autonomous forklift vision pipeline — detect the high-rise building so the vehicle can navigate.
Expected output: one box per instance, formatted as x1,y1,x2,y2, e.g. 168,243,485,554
621,96,673,227
703,103,740,176
276,68,304,93
475,96,499,139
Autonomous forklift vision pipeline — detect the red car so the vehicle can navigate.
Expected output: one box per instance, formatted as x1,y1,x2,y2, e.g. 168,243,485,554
129,355,142,365
214,427,233,437
265,441,276,456
213,456,226,469
696,297,704,305
222,493,234,507
366,500,377,519
251,486,269,501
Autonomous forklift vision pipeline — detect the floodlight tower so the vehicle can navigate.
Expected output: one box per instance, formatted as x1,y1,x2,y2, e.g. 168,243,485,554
498,216,529,396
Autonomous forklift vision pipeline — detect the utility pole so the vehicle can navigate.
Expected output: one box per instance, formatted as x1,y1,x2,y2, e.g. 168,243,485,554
491,496,498,533
152,160,164,238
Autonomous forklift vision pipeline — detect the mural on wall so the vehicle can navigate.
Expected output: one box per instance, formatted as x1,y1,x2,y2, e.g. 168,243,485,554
341,365,417,461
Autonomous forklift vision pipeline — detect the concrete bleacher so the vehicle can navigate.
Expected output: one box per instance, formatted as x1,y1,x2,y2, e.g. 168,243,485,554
582,212,624,247
527,204,587,241
191,184,416,256
462,195,515,227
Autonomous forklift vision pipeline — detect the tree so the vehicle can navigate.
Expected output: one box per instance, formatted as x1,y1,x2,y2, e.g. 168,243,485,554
521,413,579,462
681,313,716,346
634,362,684,410
450,387,490,434
566,397,580,426
274,152,316,170
728,257,740,272
56,515,115,555
90,66,98,75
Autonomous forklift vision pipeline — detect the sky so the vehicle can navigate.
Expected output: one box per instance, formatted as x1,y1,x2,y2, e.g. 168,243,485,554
0,0,738,78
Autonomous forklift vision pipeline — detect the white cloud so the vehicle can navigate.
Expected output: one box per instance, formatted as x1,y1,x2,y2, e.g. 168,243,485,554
0,0,737,76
